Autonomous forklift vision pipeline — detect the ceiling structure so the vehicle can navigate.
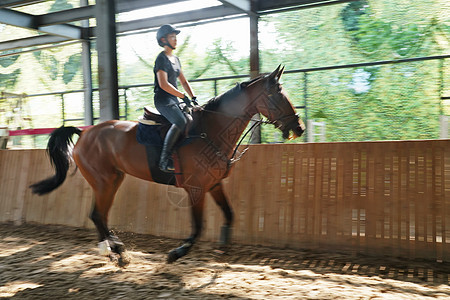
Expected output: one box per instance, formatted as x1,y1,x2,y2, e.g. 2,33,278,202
0,0,355,53
0,0,355,124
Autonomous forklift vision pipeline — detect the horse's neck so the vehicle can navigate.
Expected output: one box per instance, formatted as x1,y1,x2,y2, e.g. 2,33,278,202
201,86,260,153
202,111,251,154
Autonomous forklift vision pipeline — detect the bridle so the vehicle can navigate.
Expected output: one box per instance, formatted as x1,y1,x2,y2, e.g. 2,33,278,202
198,77,299,128
252,78,301,133
190,76,301,172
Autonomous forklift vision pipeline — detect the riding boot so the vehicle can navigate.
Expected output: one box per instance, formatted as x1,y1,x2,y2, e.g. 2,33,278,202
159,125,182,172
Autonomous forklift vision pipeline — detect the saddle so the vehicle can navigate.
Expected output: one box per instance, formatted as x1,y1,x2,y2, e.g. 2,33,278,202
136,106,189,187
139,106,194,136
141,106,168,125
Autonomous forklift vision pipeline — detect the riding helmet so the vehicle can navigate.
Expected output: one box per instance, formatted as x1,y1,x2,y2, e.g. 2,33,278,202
156,24,181,47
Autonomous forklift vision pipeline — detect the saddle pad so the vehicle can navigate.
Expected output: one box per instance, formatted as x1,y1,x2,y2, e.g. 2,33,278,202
136,123,183,186
136,123,163,146
144,145,177,186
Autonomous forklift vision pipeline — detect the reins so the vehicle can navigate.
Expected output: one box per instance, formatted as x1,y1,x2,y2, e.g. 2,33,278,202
188,112,266,163
191,105,272,170
186,76,298,173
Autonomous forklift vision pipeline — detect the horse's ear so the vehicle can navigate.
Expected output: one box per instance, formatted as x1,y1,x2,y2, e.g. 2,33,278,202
277,65,285,81
269,65,283,83
269,65,281,82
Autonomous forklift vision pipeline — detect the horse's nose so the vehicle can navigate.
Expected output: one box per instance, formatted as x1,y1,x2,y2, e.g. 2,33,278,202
295,125,305,137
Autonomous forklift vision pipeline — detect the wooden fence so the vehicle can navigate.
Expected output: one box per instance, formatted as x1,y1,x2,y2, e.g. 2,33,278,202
1,140,449,261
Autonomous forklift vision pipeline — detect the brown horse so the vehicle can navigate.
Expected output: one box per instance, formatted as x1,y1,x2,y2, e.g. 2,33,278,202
30,65,304,265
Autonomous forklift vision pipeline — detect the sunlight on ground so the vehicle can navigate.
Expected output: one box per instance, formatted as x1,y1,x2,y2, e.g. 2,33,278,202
0,237,45,257
31,250,65,263
0,281,42,298
1,224,449,300
43,251,450,299
49,253,106,273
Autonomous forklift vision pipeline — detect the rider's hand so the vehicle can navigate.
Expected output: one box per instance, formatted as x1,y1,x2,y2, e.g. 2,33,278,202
181,95,193,108
191,96,199,106
182,105,192,114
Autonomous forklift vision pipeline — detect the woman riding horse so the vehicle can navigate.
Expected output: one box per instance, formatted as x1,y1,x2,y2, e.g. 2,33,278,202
30,65,305,265
154,24,198,172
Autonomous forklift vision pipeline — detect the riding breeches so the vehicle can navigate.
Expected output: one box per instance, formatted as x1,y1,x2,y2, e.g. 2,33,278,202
154,96,188,130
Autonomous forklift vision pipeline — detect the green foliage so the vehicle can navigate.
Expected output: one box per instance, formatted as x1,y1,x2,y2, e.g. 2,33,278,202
0,69,21,89
49,0,73,12
0,54,20,68
63,54,81,84
1,0,448,145
340,0,368,32
33,50,59,81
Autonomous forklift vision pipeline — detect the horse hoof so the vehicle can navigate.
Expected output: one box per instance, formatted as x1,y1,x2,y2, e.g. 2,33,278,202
118,253,131,268
98,240,112,256
108,253,119,264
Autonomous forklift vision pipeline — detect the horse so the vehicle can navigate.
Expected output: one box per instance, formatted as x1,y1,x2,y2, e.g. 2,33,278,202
30,65,305,265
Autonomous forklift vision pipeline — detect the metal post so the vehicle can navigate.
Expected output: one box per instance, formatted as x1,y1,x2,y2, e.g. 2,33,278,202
123,88,128,120
96,0,119,122
249,2,261,144
304,72,308,142
249,6,260,79
439,58,444,116
81,0,93,125
61,93,65,125
440,115,449,139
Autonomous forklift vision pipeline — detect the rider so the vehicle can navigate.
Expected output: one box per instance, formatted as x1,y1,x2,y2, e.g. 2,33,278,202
154,24,197,172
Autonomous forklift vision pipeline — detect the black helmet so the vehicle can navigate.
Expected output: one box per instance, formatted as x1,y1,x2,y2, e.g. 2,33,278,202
156,24,180,47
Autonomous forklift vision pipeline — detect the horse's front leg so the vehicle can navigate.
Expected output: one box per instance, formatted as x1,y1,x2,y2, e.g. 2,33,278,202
167,188,205,263
209,182,233,247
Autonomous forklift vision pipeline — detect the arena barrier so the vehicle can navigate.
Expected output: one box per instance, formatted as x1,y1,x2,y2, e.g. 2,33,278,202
0,140,449,261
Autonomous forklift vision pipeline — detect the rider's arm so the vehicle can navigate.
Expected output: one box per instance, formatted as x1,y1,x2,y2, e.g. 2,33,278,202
156,70,185,98
178,70,196,99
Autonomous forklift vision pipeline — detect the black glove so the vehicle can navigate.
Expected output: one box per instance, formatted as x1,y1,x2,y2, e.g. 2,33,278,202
191,96,199,106
181,95,193,108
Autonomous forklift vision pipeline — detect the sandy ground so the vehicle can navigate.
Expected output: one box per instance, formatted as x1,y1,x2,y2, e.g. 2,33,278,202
0,223,449,299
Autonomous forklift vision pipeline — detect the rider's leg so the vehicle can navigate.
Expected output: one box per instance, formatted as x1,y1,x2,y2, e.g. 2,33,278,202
159,124,182,172
155,101,188,172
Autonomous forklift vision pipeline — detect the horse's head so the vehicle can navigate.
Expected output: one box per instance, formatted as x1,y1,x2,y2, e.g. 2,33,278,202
245,65,305,140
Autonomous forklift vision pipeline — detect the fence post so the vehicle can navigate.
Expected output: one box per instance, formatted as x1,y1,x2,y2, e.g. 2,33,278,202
303,72,309,141
307,119,326,142
440,115,449,139
61,93,65,125
0,126,8,149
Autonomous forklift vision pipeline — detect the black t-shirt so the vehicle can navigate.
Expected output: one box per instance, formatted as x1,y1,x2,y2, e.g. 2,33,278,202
153,51,181,100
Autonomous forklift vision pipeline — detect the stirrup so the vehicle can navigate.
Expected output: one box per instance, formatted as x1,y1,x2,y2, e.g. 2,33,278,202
159,157,174,173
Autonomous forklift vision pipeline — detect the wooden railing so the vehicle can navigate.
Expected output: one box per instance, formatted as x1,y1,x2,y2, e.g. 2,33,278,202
0,140,449,261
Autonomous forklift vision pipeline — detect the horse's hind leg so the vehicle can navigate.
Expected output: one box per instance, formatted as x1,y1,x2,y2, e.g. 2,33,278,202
209,182,233,247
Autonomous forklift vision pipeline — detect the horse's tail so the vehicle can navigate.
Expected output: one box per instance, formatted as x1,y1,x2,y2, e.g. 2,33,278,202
30,126,82,195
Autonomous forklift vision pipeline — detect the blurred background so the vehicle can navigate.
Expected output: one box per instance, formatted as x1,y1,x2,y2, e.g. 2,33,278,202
0,0,449,148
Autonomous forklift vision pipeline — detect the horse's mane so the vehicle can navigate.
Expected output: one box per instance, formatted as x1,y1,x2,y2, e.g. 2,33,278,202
202,83,242,112
202,75,263,112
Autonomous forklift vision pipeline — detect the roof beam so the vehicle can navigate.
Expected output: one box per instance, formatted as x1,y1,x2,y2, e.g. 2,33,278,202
0,7,35,28
116,0,187,14
38,24,84,39
37,5,95,25
0,0,45,9
218,0,251,12
0,8,84,39
116,5,242,34
257,0,356,13
0,35,70,52
36,0,188,27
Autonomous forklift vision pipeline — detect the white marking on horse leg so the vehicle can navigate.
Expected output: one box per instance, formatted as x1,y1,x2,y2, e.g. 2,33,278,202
98,240,111,256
